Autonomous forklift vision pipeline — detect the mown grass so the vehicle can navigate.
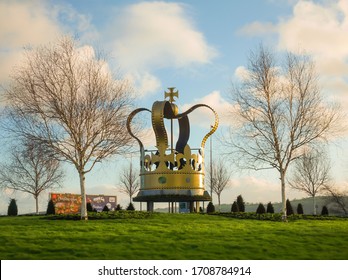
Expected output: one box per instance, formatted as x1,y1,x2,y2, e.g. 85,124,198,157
0,213,347,260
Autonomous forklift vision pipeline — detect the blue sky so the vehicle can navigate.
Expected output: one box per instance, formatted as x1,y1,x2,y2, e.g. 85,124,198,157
1,0,348,214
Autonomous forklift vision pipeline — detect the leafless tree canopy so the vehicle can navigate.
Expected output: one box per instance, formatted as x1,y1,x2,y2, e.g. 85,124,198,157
206,159,231,211
0,140,64,214
4,36,134,219
226,45,340,220
119,161,139,203
288,148,331,214
323,185,348,216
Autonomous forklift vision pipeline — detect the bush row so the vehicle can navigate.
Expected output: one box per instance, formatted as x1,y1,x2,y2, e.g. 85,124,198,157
210,212,347,221
44,210,154,220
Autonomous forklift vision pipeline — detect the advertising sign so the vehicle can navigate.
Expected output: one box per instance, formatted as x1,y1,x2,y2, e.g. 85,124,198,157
86,195,117,212
50,193,82,214
50,193,117,214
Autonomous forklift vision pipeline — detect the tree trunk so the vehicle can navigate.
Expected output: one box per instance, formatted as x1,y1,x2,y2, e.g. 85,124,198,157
35,194,39,215
79,170,88,220
313,195,317,215
218,194,221,212
280,170,287,221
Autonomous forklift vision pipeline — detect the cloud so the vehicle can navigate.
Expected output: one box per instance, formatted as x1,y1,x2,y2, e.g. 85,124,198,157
125,71,162,98
239,0,348,106
0,0,97,86
107,1,217,96
0,0,59,84
181,91,234,128
110,1,216,70
0,1,61,49
234,65,250,81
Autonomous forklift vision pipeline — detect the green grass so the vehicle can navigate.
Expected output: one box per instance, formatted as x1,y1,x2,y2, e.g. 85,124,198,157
0,213,347,260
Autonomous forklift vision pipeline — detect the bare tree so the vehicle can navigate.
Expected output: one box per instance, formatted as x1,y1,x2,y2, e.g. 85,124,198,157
3,36,134,220
118,161,139,204
288,148,331,215
206,159,231,211
323,185,348,216
226,45,339,220
0,140,64,214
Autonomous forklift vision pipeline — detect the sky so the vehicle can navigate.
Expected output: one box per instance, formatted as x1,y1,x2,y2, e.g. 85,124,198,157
1,0,348,214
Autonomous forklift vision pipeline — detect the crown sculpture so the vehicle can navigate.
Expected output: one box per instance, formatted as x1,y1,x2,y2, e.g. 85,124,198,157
127,88,218,212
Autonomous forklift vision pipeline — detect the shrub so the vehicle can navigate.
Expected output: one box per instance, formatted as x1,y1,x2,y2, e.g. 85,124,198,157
115,204,122,211
266,202,274,213
297,203,304,215
231,201,239,213
46,199,55,215
127,202,135,211
256,203,266,214
86,202,93,212
321,205,329,216
236,195,245,212
8,199,18,216
102,205,109,212
199,206,203,213
286,199,294,216
207,202,215,213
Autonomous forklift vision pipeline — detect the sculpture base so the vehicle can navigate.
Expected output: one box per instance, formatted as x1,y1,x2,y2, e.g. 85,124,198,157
133,188,211,201
133,190,211,212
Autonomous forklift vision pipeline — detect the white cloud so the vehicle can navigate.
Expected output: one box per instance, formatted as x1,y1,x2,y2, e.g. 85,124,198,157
110,1,216,70
0,0,60,83
125,71,161,97
106,1,217,97
234,65,250,81
0,0,97,85
181,91,234,128
0,1,61,49
239,0,348,106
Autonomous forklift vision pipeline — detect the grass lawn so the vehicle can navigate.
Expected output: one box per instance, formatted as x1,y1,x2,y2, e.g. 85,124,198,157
0,213,347,260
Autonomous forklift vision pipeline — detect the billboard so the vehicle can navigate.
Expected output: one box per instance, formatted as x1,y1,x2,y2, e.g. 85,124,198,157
50,193,82,214
87,195,117,212
50,193,117,214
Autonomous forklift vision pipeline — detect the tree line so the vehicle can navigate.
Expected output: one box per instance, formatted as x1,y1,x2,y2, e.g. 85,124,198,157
0,36,346,220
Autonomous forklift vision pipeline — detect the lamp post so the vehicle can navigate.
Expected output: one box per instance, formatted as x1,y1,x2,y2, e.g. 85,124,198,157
210,125,213,202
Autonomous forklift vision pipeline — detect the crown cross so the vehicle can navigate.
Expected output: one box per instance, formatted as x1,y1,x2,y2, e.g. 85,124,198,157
164,87,179,103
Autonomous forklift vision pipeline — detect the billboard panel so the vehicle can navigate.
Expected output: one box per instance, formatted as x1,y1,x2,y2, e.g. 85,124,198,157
86,195,117,212
50,193,117,214
50,193,82,214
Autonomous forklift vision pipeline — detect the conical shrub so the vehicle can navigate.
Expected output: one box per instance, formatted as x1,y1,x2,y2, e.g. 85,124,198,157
115,204,122,211
46,199,55,215
297,203,304,215
86,202,93,212
266,202,274,213
8,199,18,216
231,201,239,213
321,205,329,216
236,195,245,212
207,202,215,213
286,199,294,216
256,203,266,214
127,202,135,211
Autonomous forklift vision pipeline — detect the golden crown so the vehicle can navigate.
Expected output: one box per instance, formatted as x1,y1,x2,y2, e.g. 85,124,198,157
127,88,218,202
